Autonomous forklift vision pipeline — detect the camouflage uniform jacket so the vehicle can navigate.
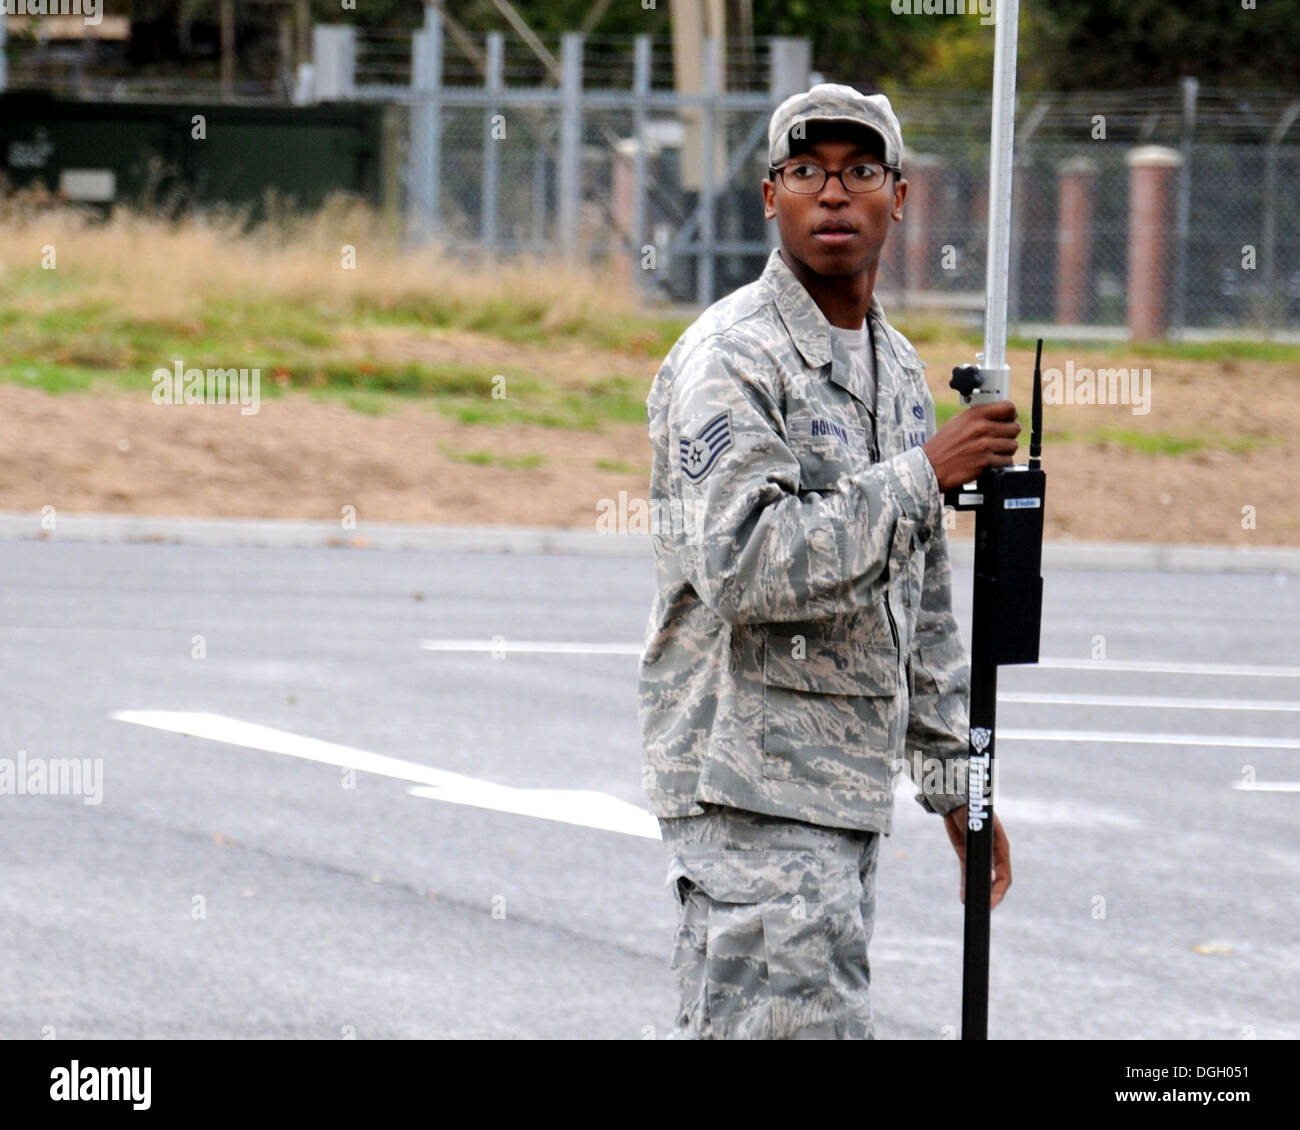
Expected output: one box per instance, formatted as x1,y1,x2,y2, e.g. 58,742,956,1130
638,248,970,834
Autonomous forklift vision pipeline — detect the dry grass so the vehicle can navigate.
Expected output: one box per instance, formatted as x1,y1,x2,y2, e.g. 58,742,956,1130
0,190,646,340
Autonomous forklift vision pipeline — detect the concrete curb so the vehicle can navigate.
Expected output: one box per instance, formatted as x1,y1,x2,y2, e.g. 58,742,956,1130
1,513,1297,575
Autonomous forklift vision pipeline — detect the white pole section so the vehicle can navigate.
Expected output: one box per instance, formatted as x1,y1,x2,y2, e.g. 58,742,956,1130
976,0,1021,401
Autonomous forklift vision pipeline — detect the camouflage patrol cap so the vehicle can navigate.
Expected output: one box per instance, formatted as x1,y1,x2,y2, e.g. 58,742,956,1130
768,83,904,170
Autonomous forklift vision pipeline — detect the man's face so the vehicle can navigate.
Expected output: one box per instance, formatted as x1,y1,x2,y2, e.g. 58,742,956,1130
762,126,907,279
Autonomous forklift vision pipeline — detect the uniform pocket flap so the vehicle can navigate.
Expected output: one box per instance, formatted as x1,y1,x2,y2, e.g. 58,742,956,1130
666,848,819,905
917,635,970,683
762,635,898,697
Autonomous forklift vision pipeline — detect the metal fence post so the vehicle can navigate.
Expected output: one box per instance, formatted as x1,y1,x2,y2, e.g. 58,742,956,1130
1170,76,1197,338
558,33,584,253
0,7,8,94
411,6,444,242
533,146,548,249
1261,101,1300,333
483,32,503,251
633,34,652,294
698,35,719,306
767,38,811,251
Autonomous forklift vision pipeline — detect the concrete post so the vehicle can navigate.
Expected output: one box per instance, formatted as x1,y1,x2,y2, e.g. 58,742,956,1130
1126,145,1182,341
768,37,811,101
312,26,356,101
1055,156,1097,326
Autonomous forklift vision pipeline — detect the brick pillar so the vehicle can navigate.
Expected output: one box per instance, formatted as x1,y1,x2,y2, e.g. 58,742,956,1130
1056,156,1098,326
900,151,941,301
1126,145,1182,341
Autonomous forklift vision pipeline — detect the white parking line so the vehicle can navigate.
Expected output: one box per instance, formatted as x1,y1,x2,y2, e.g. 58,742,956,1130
111,710,661,840
999,729,1300,750
1033,658,1300,679
421,640,643,655
1231,781,1300,793
420,641,1300,679
1000,693,1300,712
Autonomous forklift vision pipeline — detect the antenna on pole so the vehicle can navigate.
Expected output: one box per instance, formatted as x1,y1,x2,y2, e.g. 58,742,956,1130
1030,338,1043,470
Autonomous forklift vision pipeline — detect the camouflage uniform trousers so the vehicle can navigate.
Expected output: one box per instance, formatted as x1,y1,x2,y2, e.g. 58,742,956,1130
659,802,880,1040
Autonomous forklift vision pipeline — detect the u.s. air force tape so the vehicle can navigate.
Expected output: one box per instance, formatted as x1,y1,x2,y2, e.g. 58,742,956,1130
679,410,733,483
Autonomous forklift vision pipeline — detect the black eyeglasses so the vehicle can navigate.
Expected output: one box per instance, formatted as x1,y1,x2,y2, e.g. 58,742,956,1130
769,161,901,195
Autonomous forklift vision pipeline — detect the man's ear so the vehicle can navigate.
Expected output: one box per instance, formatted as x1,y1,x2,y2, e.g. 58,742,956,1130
762,177,777,220
891,176,908,222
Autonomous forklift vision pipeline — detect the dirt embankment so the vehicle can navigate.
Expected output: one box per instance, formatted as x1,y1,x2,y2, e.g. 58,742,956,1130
1,332,1295,546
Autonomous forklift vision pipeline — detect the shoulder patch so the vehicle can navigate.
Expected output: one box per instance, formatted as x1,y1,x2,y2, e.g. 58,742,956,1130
679,410,733,483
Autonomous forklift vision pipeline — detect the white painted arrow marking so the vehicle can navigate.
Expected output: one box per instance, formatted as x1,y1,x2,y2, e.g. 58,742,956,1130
1232,781,1300,793
111,710,660,840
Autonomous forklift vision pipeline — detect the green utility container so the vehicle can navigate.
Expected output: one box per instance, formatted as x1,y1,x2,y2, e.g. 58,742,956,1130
0,92,400,217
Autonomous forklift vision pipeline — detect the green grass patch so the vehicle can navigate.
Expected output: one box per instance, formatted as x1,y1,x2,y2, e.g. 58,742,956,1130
1093,428,1204,455
934,399,963,426
199,298,339,351
893,316,972,346
0,300,337,376
0,286,658,424
594,457,643,474
0,362,110,394
437,442,545,470
895,326,1300,366
927,401,1276,459
422,369,646,431
1047,427,1278,455
1007,334,1300,365
332,391,390,416
353,297,689,358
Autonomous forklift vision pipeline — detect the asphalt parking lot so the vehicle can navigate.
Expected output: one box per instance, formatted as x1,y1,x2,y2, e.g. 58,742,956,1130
0,539,1295,1039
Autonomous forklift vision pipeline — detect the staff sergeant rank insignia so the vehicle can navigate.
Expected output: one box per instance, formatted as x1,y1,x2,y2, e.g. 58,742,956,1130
679,410,733,483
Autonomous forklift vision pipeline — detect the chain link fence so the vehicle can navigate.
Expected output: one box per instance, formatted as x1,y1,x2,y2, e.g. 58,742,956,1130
5,11,1298,337
892,86,1300,336
345,16,1300,338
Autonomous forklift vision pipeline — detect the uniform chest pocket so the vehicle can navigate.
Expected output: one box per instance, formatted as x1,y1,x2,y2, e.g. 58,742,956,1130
760,633,902,785
787,411,871,492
